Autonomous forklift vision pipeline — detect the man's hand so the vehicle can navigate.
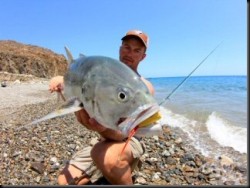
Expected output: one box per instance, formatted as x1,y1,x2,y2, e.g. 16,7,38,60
75,109,125,141
49,76,64,93
75,109,107,133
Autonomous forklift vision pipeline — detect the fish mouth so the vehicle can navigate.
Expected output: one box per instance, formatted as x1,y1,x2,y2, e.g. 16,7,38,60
117,103,160,135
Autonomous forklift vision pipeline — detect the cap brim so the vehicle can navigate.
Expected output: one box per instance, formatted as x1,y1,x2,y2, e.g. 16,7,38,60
121,35,147,48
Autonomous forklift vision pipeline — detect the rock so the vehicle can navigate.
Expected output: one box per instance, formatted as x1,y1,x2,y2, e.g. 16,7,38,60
165,157,176,165
162,150,171,157
234,166,247,173
200,166,213,175
42,176,51,183
180,153,194,163
219,155,234,166
30,162,45,174
151,157,158,162
51,163,60,171
183,165,195,172
50,157,58,164
1,80,7,87
152,135,159,141
68,144,76,151
152,172,161,181
175,137,182,144
208,172,221,180
198,174,206,181
135,177,147,184
13,79,21,84
35,176,41,183
194,155,203,167
185,161,196,167
90,137,99,146
12,151,21,158
224,180,235,185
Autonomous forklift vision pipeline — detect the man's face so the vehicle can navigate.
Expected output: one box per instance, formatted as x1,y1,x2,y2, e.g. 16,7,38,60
119,38,146,71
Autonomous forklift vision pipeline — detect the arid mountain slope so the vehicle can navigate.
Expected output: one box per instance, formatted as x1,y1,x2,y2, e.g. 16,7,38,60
0,40,68,78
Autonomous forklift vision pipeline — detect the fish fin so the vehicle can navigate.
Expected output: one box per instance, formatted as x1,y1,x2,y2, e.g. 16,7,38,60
64,46,74,64
18,97,83,130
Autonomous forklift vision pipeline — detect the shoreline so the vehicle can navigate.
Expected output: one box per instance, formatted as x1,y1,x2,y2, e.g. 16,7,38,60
0,81,247,185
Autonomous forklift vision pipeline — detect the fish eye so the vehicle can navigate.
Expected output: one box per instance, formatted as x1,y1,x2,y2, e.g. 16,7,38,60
117,88,130,102
118,92,126,100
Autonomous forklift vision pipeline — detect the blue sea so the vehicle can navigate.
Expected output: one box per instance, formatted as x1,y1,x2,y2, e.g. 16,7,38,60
148,76,247,160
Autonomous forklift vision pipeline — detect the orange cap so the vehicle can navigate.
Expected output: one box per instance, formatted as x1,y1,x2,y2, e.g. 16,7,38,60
121,30,149,48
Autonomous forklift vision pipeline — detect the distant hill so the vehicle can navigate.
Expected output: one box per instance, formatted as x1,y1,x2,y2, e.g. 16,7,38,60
0,40,68,79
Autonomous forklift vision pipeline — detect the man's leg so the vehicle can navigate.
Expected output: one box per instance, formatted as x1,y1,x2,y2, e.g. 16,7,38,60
91,140,135,185
58,145,103,185
58,164,90,185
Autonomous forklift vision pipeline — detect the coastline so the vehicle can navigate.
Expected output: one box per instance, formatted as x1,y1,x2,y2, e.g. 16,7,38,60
0,80,247,185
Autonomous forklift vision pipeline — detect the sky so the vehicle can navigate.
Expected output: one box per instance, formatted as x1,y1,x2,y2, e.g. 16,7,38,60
0,0,247,78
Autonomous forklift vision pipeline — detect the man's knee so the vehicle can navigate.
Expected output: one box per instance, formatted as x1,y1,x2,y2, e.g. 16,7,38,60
91,142,106,164
91,142,134,185
91,142,130,173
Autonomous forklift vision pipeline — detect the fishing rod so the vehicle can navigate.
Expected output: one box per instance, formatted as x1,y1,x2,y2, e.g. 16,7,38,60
158,41,223,106
119,43,223,157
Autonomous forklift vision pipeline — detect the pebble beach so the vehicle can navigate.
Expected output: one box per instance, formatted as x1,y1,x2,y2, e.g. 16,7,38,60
0,79,248,186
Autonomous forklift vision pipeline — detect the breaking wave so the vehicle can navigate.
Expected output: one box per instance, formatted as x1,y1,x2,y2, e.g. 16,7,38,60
206,112,247,154
159,107,247,155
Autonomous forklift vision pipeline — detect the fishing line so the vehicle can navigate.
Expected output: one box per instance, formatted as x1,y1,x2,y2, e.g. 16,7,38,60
59,91,66,101
158,41,223,106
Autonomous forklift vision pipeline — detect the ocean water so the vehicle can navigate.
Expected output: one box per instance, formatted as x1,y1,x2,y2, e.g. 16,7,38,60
148,76,247,159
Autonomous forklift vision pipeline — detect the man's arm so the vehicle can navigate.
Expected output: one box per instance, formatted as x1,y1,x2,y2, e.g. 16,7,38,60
89,119,126,141
75,109,126,141
141,77,155,96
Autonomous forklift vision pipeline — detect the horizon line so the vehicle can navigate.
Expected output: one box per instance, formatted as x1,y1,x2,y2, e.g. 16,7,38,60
146,74,247,79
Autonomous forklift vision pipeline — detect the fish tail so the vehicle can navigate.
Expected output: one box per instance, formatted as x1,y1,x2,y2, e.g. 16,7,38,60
118,126,139,161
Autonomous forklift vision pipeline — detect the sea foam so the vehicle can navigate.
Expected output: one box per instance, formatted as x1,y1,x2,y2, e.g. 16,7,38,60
206,112,247,154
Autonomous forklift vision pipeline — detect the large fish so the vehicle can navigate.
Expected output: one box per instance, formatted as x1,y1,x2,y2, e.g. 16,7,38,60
26,47,162,137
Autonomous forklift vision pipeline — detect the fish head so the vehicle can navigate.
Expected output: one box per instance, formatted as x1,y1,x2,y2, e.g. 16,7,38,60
94,78,159,128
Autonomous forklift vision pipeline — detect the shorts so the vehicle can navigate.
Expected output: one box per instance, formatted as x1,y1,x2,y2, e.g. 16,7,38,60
68,137,145,183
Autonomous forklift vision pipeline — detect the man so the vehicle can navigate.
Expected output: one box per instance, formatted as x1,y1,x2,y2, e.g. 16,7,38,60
49,30,155,185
